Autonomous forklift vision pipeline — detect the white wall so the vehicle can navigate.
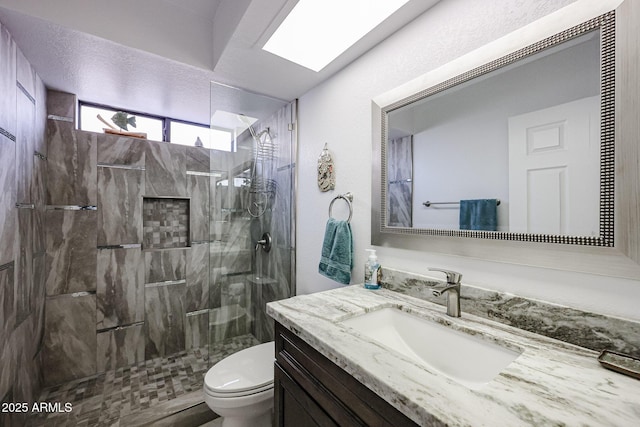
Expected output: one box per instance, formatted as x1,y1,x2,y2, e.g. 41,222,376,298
296,0,640,321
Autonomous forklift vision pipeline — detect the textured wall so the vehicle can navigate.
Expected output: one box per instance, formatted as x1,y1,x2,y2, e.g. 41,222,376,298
295,0,640,321
0,20,47,427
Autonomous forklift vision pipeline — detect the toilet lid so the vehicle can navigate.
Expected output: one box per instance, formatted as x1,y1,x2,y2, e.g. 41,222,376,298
205,342,275,395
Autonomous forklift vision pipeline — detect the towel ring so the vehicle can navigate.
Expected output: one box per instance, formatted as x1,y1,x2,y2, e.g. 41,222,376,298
329,192,353,223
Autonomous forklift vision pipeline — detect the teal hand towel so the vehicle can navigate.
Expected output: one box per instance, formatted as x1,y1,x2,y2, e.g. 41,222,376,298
318,218,353,285
460,199,498,231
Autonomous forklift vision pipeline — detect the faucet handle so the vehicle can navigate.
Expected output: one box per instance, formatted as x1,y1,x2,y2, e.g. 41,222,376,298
428,268,462,284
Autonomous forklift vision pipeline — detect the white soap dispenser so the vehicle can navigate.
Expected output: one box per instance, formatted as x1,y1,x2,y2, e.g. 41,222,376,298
364,249,381,290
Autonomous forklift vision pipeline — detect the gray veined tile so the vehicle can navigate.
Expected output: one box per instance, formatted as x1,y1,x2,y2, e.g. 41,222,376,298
274,167,293,248
0,24,17,137
32,154,47,254
186,243,210,312
12,312,41,407
16,90,35,204
0,362,18,426
32,253,46,357
387,136,413,228
97,132,146,167
97,167,144,246
15,207,33,325
0,264,15,355
97,324,145,373
145,281,186,358
0,134,17,266
188,174,209,243
144,248,187,284
250,276,285,343
97,247,144,329
35,74,47,156
186,310,209,352
42,293,97,386
209,149,234,173
45,210,97,295
32,76,47,254
388,181,413,227
46,123,97,205
145,141,186,197
220,246,252,275
46,90,76,122
186,146,210,172
209,304,249,344
209,266,224,309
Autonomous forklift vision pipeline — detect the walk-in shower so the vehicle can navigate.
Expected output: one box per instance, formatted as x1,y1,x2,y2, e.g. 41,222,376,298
20,84,296,426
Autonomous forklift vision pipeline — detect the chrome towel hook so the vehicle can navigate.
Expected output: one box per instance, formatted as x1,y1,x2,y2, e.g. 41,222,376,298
329,192,353,223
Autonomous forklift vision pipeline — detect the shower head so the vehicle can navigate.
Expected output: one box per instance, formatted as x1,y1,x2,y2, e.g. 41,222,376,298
238,114,253,126
238,114,259,140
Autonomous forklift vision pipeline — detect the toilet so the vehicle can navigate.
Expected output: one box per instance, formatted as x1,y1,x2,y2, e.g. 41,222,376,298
203,341,275,427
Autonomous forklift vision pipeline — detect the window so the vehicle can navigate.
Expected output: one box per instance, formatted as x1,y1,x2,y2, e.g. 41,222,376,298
78,102,235,152
169,121,234,151
79,104,164,141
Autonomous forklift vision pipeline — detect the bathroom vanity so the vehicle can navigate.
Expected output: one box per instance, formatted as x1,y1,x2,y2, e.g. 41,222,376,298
273,321,417,426
267,286,640,426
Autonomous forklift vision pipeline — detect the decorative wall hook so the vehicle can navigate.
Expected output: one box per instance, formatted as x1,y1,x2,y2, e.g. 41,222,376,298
317,143,335,192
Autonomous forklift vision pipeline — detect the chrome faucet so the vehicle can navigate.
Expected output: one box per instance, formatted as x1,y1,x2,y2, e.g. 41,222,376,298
428,268,462,317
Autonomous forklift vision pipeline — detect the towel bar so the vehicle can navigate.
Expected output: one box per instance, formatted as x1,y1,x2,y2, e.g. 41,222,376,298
423,199,501,207
329,192,353,223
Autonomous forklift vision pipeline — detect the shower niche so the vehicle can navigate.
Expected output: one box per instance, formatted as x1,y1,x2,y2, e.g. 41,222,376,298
142,197,190,249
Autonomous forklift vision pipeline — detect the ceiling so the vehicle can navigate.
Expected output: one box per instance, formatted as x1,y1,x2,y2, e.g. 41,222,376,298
0,0,440,125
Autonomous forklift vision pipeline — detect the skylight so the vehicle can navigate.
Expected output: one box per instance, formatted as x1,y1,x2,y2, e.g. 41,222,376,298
262,0,410,72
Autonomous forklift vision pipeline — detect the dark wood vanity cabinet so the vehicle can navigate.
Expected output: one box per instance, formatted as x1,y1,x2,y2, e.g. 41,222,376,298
274,321,419,427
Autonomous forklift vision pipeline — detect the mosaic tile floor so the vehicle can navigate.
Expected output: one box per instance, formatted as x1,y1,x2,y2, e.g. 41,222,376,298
26,335,261,427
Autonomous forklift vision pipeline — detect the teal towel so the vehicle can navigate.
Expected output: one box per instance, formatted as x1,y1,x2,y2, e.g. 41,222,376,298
460,199,498,231
318,218,353,284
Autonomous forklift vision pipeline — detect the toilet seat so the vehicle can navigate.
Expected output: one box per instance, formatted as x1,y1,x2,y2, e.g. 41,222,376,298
205,382,273,398
204,342,275,398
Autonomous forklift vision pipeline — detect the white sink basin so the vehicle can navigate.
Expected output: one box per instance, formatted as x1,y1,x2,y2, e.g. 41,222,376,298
340,307,522,389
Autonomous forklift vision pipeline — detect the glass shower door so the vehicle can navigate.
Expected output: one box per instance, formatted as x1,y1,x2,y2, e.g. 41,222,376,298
206,82,296,364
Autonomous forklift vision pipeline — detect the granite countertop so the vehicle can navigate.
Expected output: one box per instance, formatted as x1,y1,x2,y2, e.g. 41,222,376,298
266,285,640,426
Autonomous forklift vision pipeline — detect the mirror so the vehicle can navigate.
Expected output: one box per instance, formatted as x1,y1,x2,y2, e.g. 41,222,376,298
371,0,640,280
377,12,614,247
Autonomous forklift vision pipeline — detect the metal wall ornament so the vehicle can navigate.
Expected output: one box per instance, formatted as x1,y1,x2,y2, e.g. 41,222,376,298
317,143,335,192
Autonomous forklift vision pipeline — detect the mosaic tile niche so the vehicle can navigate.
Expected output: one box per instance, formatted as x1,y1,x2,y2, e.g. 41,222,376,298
142,197,190,249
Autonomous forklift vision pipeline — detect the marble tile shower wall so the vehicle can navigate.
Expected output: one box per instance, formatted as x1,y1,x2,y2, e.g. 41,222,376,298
0,21,48,427
40,91,260,388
